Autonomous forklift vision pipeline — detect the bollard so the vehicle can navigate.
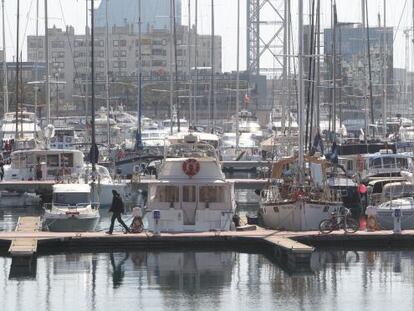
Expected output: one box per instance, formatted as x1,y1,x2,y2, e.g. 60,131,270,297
153,210,161,236
392,208,402,234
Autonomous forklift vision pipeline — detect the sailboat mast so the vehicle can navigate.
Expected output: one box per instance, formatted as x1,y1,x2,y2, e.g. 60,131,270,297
34,0,39,133
298,0,305,183
44,0,50,125
382,0,387,137
169,0,174,135
194,0,198,124
15,0,19,138
85,0,89,119
282,0,288,133
236,0,240,150
90,0,97,175
105,0,110,148
2,0,8,114
136,0,142,149
209,0,216,130
331,0,337,135
187,0,192,125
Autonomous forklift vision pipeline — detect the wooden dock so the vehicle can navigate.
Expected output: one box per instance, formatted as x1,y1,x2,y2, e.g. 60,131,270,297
9,217,41,257
2,226,414,273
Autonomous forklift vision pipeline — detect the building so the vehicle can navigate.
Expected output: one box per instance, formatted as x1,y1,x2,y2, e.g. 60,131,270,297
27,24,222,114
95,0,182,31
324,23,394,120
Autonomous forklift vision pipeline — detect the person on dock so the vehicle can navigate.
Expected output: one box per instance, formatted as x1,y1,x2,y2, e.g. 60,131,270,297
106,190,131,234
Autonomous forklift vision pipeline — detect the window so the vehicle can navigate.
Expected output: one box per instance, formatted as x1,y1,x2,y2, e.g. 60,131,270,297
183,186,196,202
199,186,225,203
113,40,119,47
152,60,166,67
47,155,59,167
369,158,382,169
397,158,408,169
152,186,179,203
119,40,127,47
51,41,64,48
113,50,119,57
382,157,395,169
152,48,166,56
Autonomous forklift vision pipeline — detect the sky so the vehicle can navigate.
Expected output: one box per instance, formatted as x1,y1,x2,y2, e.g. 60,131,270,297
1,0,413,72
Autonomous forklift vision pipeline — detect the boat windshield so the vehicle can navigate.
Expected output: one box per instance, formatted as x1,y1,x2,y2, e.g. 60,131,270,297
166,143,217,158
53,192,90,206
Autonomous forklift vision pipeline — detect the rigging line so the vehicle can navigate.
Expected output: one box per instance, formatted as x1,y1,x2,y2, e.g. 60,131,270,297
393,0,407,43
58,0,82,94
4,1,15,54
20,0,35,54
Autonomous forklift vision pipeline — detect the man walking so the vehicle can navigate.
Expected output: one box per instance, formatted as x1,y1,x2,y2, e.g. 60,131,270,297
106,190,130,234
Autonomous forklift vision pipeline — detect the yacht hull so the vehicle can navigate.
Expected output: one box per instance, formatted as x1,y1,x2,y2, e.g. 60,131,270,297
259,199,342,231
43,215,100,232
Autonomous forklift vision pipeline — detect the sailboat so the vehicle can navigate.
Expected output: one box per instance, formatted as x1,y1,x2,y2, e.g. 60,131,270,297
258,0,343,231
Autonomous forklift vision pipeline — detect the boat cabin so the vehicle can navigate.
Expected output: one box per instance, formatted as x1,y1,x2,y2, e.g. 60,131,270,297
5,149,84,181
52,184,91,207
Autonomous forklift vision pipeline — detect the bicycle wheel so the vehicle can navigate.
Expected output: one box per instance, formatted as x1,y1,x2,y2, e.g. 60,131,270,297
344,218,359,233
319,219,334,234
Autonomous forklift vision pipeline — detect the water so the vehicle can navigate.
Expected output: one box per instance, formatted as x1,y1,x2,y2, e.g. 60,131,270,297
1,250,414,311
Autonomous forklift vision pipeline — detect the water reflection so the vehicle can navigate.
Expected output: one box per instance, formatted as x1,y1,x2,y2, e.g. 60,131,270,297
1,250,414,311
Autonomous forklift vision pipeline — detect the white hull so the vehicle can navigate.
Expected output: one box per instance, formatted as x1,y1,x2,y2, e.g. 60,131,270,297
260,199,342,231
43,215,100,232
376,209,414,230
143,208,234,232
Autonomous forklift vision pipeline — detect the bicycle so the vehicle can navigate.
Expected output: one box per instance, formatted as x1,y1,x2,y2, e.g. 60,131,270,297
319,207,359,233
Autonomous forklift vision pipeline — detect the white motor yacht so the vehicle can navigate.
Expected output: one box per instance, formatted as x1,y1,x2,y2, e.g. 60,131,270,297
375,197,414,230
143,134,236,232
43,184,100,232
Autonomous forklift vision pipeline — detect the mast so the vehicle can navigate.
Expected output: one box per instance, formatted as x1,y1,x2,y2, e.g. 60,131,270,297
168,0,174,135
209,0,215,130
2,0,8,114
187,0,192,126
236,0,240,150
361,0,368,142
194,0,198,124
173,0,180,132
382,0,387,137
85,0,89,120
105,0,110,148
44,0,50,125
15,0,19,138
298,0,305,183
365,0,375,128
315,0,320,127
135,0,142,149
331,0,337,135
282,0,288,133
90,0,97,176
34,0,39,133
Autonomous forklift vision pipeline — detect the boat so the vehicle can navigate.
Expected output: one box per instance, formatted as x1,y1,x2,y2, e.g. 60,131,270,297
375,197,414,230
142,134,236,232
0,191,41,207
43,183,100,232
258,155,343,231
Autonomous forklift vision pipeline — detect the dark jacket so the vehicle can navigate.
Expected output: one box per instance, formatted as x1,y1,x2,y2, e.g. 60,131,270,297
110,195,124,215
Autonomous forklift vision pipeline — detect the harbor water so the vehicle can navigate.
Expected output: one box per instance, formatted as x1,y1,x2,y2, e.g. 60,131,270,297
1,249,414,311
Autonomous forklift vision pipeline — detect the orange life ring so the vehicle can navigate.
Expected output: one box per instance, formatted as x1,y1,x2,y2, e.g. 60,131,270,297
182,158,200,177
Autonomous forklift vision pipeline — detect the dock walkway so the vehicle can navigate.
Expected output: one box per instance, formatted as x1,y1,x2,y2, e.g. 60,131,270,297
9,217,41,257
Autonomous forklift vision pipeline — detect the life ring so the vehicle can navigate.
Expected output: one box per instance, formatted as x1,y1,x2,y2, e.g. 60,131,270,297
356,154,364,172
182,158,200,177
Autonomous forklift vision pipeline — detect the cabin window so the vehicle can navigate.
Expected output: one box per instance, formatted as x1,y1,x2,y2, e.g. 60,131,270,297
53,192,90,205
61,153,74,167
369,158,382,169
382,157,395,169
47,155,59,167
183,186,196,202
153,185,179,203
199,186,225,203
397,158,408,168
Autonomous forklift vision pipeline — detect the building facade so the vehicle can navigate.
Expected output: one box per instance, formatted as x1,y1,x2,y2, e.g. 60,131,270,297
324,23,393,120
27,24,222,114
